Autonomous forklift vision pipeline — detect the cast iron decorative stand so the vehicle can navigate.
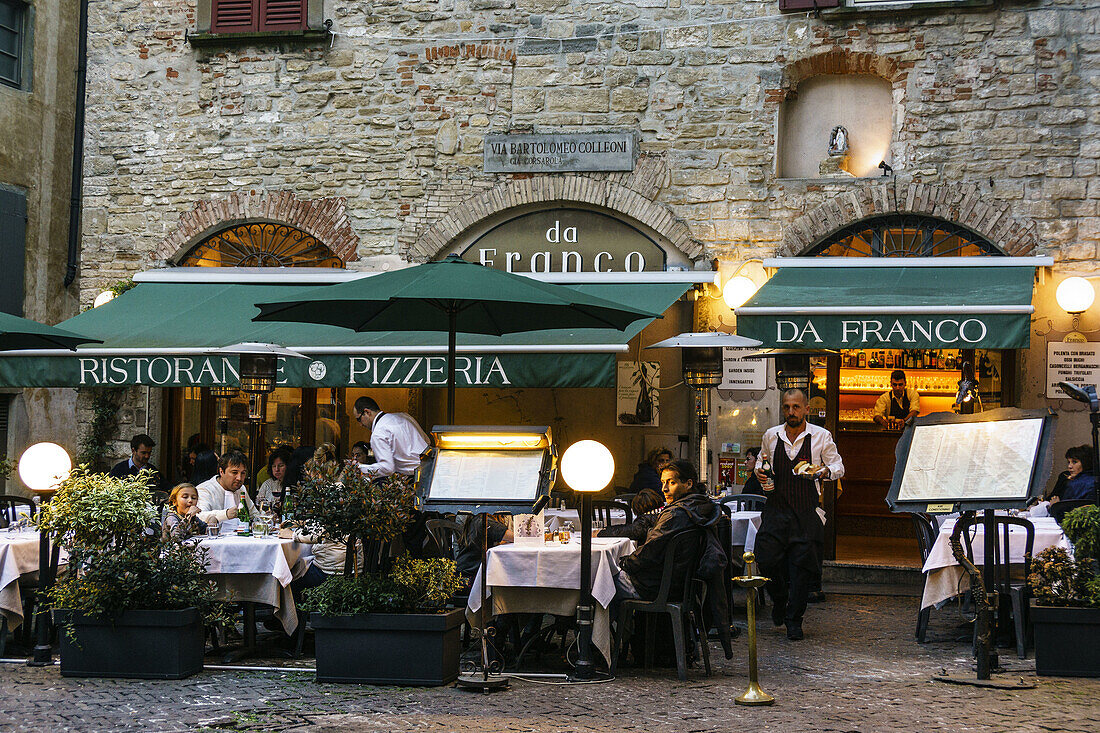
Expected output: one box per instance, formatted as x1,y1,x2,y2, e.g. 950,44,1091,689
456,513,509,692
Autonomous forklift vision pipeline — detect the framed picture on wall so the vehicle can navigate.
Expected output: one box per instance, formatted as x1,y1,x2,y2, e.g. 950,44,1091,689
616,361,660,427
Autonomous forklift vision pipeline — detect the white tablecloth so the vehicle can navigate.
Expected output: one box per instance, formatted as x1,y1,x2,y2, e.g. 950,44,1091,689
920,516,1071,609
0,530,68,632
544,508,627,532
467,537,636,664
729,510,762,552
197,536,309,633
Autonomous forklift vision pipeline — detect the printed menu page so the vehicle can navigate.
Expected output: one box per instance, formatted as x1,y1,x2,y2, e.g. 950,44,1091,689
428,449,545,501
897,418,1044,502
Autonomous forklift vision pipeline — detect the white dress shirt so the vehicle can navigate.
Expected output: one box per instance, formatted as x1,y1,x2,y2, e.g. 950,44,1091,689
196,476,256,533
759,421,845,487
359,411,430,478
873,386,921,420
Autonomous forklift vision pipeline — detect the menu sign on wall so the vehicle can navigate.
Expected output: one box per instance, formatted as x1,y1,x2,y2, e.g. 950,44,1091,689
720,347,767,390
484,133,637,173
1046,342,1100,398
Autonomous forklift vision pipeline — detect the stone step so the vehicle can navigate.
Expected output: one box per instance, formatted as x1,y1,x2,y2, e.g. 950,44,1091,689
823,560,924,592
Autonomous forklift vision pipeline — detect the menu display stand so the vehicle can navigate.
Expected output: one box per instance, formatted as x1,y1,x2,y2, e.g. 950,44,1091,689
416,426,557,692
886,407,1056,686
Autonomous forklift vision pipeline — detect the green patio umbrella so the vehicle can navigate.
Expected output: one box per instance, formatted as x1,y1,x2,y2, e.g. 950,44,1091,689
253,255,661,422
0,312,102,351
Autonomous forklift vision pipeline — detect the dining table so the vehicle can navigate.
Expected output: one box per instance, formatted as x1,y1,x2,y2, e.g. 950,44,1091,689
920,515,1071,610
543,508,627,532
467,536,636,666
728,510,762,554
0,529,67,634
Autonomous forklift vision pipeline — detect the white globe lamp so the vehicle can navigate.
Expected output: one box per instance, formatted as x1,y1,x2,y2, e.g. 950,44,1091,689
18,442,72,494
560,440,614,494
722,275,759,310
1056,276,1095,315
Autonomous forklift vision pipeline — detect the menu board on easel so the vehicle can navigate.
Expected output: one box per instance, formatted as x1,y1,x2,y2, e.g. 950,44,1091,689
428,450,545,502
887,407,1057,513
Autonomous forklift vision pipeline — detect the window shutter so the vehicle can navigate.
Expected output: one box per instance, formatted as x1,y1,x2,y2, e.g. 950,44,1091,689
259,0,307,31
0,188,26,316
778,0,841,10
211,0,259,34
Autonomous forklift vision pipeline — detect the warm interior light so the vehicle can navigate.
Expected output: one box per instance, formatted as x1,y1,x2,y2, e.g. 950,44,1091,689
93,290,115,308
434,432,550,450
19,442,72,493
560,440,614,493
722,275,759,310
1056,276,1095,314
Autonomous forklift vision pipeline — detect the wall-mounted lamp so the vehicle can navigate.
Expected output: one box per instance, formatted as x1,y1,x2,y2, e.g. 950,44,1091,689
711,259,765,310
878,161,893,176
1056,276,1095,342
92,290,116,308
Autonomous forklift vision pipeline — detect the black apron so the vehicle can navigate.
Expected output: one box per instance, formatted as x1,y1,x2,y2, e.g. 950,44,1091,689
888,391,910,420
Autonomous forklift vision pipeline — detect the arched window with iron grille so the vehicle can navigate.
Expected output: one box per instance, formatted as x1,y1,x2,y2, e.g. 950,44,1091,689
178,221,344,268
803,214,1003,258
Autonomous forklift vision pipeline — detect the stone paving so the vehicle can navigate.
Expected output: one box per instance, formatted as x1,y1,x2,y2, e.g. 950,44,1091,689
2,594,1098,732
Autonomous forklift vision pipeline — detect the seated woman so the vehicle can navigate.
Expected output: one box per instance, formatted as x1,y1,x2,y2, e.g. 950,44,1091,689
1047,445,1099,524
190,449,219,487
597,488,664,543
350,440,373,466
257,446,293,506
161,483,208,540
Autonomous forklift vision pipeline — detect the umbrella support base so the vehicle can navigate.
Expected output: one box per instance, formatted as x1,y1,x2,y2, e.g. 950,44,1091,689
456,672,510,692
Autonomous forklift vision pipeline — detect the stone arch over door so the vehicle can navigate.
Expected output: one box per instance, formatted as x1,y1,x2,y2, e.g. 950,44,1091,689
154,191,359,266
404,157,703,263
781,182,1039,257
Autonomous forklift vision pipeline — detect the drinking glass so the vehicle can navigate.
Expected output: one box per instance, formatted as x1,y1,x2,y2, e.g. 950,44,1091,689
206,520,220,539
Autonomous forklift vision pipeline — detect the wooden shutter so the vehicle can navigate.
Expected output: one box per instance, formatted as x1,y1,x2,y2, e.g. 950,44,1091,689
211,0,259,34
259,0,307,31
0,188,26,316
778,0,841,10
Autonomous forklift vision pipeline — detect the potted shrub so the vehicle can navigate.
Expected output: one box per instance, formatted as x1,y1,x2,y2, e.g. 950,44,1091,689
38,467,220,679
294,466,467,685
1028,505,1100,677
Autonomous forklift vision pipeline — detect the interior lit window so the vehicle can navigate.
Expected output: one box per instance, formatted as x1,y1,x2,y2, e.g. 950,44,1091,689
180,222,344,268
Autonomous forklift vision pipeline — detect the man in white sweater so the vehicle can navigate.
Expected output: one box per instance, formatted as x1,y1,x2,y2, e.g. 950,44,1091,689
196,451,257,533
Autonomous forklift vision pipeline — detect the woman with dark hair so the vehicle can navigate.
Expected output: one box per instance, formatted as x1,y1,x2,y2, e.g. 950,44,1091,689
190,450,219,486
350,440,373,465
283,446,317,492
258,446,294,505
1046,444,1098,523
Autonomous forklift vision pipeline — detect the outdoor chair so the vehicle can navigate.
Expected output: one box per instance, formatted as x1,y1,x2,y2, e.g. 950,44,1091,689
720,493,767,512
592,499,633,526
612,530,712,681
425,517,472,647
961,515,1035,659
911,513,938,643
0,494,34,528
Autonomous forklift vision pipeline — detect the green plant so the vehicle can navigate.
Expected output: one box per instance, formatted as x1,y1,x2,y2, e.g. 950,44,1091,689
77,388,124,471
1061,505,1100,564
301,557,466,616
1028,547,1091,607
0,455,16,478
36,466,156,549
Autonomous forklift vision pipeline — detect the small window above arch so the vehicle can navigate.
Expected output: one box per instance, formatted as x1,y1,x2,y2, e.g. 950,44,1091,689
178,221,344,268
804,214,1004,258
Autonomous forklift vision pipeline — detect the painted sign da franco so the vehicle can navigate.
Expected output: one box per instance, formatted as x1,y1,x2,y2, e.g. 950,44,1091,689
737,314,1030,350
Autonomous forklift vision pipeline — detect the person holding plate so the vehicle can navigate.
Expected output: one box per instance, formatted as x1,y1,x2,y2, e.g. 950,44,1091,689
754,388,845,641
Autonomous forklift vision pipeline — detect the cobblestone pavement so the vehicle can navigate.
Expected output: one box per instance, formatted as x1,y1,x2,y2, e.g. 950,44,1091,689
2,594,1098,732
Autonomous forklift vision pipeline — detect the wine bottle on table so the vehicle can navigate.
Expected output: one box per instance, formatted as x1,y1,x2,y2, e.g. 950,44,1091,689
237,495,251,534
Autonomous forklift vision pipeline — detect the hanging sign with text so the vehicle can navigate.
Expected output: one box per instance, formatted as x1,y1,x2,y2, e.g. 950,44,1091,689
720,347,767,390
484,132,637,173
1046,342,1100,399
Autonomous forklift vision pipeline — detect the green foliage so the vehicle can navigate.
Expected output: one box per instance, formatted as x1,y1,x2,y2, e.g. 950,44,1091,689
1062,505,1100,564
0,455,16,478
1028,547,1094,607
77,388,124,471
300,557,466,616
36,466,156,550
294,466,418,551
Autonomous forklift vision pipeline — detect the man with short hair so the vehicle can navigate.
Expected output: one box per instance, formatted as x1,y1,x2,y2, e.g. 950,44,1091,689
196,451,257,532
108,434,163,490
754,389,844,641
353,396,430,478
873,369,920,429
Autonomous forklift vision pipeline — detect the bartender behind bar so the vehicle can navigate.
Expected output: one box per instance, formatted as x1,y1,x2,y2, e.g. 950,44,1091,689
873,369,920,430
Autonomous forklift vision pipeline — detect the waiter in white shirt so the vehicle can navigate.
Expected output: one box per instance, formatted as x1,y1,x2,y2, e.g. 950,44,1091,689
753,388,844,641
872,369,920,430
353,396,430,478
196,451,257,533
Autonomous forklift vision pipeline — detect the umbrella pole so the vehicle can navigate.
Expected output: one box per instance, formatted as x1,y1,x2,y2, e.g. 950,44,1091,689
447,307,457,424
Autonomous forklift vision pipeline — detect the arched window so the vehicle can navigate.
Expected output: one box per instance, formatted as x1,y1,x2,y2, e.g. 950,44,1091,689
179,222,344,268
804,214,1002,258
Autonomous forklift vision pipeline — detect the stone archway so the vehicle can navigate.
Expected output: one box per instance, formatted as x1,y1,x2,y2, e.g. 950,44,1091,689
401,155,704,263
781,181,1039,257
154,191,359,265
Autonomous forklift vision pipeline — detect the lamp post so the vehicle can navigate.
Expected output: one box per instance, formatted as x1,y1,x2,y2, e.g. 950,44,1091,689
559,440,615,681
19,442,72,667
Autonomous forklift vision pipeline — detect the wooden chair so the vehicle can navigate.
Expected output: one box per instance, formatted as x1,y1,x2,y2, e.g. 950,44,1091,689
0,494,34,528
961,515,1035,658
592,499,633,526
612,530,711,681
911,513,938,643
720,493,767,512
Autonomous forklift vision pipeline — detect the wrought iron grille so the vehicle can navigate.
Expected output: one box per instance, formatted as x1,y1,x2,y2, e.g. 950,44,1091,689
804,215,1002,258
181,222,343,268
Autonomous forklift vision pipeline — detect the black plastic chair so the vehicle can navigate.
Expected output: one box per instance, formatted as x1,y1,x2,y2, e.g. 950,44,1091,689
720,493,767,512
612,531,712,681
911,513,938,643
0,494,34,528
960,515,1035,658
425,518,463,562
592,499,633,526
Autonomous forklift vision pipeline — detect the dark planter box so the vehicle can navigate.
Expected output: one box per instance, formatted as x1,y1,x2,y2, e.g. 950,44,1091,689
1031,602,1100,677
311,608,465,685
53,607,205,680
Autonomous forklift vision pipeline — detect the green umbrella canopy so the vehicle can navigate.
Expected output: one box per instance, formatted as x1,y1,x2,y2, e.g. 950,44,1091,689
254,255,662,422
0,312,103,351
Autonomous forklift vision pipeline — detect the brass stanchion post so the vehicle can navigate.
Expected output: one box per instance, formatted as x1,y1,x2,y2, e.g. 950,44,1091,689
733,552,775,706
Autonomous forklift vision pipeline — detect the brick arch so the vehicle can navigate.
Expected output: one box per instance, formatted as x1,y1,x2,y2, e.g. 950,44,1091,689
154,191,359,265
404,156,704,262
781,182,1039,257
769,47,909,107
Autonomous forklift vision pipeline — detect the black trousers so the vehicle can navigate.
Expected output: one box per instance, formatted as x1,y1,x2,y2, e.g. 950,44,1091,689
755,503,820,626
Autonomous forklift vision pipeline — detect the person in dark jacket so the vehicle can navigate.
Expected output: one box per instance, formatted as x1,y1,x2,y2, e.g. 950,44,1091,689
1045,445,1099,524
599,488,663,543
628,447,673,492
108,434,164,491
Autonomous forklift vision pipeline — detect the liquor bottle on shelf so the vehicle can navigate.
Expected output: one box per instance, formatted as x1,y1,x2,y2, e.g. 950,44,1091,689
885,351,894,368
946,351,956,370
929,350,938,369
859,350,868,368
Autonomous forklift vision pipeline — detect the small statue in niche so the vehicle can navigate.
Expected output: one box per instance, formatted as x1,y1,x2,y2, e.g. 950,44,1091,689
828,125,849,156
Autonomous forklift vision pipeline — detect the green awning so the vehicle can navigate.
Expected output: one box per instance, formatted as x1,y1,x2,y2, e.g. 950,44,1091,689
735,266,1036,349
0,281,689,388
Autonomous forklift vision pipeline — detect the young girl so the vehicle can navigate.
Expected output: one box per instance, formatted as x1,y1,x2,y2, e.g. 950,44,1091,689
162,482,208,540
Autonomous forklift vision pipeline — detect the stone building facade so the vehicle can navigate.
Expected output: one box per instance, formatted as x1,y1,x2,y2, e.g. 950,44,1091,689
69,0,1098,478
